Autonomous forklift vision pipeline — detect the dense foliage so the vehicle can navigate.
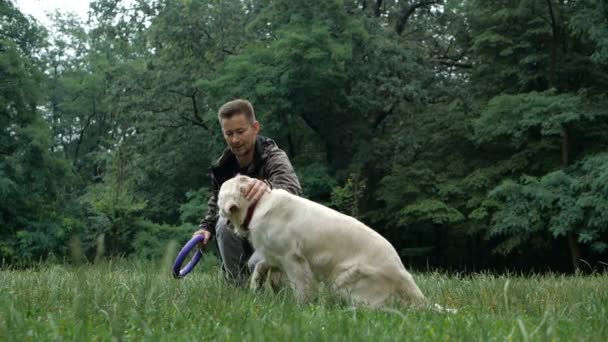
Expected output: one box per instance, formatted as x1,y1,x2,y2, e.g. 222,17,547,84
1,0,607,272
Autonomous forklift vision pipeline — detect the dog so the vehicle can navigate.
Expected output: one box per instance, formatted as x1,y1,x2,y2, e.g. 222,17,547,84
217,174,426,308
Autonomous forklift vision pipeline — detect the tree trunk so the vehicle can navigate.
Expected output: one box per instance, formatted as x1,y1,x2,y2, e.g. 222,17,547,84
567,231,582,272
561,125,581,272
560,124,569,166
546,0,558,88
374,0,383,17
547,0,580,272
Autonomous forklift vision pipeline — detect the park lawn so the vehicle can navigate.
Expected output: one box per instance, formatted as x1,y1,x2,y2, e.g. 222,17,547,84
1,256,607,341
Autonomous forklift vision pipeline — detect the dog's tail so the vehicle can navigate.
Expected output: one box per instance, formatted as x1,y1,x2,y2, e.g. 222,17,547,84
428,303,458,314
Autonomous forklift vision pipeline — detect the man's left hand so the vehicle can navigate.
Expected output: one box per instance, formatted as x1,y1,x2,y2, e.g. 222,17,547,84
243,178,271,202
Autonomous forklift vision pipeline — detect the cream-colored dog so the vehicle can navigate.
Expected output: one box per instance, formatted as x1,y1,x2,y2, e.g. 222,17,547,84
217,175,426,308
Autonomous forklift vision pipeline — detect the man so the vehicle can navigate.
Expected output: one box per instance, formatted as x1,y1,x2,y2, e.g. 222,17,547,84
193,99,301,283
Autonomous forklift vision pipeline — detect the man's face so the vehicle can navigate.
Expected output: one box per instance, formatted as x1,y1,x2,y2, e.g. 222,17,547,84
221,113,260,159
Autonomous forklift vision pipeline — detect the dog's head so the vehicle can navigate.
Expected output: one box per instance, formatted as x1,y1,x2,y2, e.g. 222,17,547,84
217,175,252,237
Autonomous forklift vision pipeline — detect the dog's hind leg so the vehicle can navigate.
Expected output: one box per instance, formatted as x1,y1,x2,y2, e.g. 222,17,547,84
281,253,314,304
347,276,393,307
395,271,426,307
265,267,284,292
330,266,384,307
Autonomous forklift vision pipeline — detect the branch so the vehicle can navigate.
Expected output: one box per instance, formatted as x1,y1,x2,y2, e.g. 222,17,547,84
189,89,210,131
74,98,97,160
201,27,213,41
434,48,472,69
168,89,210,131
436,60,473,69
370,100,397,130
401,27,425,38
443,37,454,57
395,0,441,35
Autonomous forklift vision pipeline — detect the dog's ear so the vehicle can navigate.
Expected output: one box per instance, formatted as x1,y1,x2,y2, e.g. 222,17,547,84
218,197,238,220
235,175,250,196
229,203,239,215
235,175,249,195
226,201,242,229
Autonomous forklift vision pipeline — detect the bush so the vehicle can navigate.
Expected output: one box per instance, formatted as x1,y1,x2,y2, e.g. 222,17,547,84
132,220,196,260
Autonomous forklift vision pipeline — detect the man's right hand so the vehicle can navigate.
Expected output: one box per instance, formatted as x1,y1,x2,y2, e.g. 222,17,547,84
192,229,212,249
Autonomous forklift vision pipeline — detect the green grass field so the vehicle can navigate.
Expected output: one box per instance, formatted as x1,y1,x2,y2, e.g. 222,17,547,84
1,253,607,341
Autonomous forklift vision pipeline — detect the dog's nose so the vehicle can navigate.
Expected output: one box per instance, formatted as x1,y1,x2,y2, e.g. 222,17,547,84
229,204,238,213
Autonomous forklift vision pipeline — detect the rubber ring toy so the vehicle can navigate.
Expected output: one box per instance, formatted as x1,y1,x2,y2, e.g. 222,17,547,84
173,235,205,278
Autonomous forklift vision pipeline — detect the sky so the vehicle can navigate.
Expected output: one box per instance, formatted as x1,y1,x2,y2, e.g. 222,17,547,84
15,0,91,27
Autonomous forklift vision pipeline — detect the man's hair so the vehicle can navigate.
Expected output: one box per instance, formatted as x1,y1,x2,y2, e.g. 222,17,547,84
218,99,256,123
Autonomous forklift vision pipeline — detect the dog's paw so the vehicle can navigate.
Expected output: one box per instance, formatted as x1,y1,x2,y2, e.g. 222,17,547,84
250,275,262,292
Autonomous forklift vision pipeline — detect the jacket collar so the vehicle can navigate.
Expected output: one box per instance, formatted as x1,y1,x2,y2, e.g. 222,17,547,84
211,135,272,174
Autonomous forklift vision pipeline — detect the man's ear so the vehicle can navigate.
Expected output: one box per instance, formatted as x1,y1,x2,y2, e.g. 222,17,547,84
252,120,260,134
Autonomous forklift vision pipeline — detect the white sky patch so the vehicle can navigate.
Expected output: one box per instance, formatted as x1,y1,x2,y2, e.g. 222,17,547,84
15,0,91,27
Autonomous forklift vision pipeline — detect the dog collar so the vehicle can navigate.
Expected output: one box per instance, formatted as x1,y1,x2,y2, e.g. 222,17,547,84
242,200,258,229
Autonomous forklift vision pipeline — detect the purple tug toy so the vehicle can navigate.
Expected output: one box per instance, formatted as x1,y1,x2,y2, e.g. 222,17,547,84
172,235,205,279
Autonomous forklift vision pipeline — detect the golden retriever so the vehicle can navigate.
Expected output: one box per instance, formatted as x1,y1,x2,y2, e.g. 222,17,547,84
217,175,426,308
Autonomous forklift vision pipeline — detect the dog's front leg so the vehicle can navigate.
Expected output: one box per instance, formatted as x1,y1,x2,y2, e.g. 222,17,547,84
250,259,269,292
282,253,313,304
265,267,284,292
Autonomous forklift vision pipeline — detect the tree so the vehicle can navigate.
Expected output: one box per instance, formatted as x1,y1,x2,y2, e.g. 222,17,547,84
1,0,75,262
461,0,608,271
489,154,608,269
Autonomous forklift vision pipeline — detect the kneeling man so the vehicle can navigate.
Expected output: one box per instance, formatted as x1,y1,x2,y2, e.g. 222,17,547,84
192,99,301,284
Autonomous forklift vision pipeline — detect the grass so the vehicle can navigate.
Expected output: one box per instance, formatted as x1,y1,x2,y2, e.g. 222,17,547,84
1,250,607,341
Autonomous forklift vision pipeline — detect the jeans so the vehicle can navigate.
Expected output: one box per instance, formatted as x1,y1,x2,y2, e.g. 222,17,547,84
215,217,264,283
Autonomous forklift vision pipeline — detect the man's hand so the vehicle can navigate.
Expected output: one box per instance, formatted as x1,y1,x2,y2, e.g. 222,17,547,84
243,178,271,202
192,229,212,249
